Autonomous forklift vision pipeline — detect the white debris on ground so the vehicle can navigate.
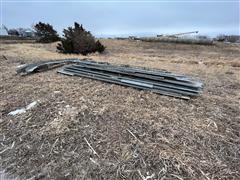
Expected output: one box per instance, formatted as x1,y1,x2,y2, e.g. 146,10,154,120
8,108,26,116
16,64,26,68
25,101,38,110
8,100,40,116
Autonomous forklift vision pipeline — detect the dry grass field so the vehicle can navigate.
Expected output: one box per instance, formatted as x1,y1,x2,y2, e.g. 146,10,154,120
0,39,240,179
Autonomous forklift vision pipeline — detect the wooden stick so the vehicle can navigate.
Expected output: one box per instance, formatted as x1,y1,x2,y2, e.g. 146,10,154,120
127,129,143,144
84,137,100,158
50,138,59,154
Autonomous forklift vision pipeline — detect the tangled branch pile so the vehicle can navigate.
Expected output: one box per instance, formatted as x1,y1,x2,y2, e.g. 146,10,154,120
57,22,105,55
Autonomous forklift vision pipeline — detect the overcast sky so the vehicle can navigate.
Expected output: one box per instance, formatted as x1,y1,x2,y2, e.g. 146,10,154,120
1,1,240,37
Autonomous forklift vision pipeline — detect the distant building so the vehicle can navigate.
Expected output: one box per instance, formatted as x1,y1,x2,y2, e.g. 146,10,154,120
1,25,36,38
0,25,8,36
196,35,209,40
17,28,35,37
216,35,240,43
129,36,136,40
8,29,19,36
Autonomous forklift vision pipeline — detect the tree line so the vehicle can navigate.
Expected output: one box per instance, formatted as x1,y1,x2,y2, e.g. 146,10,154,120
34,21,105,55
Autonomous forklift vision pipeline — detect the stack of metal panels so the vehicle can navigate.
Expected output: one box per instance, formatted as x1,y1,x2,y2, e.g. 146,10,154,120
58,60,203,99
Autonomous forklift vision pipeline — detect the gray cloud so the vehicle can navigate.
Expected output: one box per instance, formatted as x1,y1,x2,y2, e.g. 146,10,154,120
2,1,239,36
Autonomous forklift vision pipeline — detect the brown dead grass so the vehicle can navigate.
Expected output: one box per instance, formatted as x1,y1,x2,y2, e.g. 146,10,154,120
0,40,240,179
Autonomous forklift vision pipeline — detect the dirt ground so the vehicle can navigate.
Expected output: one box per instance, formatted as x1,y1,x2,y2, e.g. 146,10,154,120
0,39,240,179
